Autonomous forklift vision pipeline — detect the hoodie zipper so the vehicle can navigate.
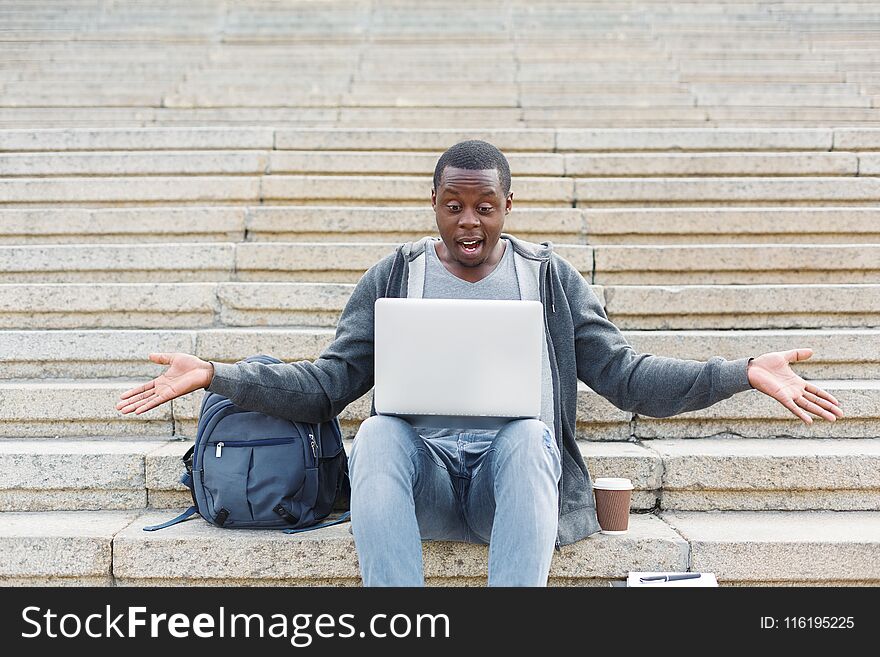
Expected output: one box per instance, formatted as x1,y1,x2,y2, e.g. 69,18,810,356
539,259,564,553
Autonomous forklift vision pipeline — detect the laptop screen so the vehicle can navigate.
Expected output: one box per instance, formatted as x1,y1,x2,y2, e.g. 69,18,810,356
373,298,543,427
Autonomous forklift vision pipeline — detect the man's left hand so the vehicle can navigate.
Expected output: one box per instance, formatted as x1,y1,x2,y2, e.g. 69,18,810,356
747,348,844,424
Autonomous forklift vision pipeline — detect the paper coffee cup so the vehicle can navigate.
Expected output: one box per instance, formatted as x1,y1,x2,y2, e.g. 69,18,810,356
593,477,633,535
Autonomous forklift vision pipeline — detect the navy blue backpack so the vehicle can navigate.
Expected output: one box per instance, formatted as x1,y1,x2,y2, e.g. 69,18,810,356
145,354,351,533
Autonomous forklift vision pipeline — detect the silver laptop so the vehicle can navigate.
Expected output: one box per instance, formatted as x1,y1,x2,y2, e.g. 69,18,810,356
373,298,543,429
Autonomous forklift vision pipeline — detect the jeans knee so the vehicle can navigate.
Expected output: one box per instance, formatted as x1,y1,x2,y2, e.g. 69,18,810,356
494,419,555,454
349,415,420,476
491,419,560,478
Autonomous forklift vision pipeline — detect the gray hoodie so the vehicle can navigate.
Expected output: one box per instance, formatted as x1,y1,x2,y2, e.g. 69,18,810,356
207,233,753,546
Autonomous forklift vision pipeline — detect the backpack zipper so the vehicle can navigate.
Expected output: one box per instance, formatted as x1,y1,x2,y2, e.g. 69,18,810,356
211,436,301,458
194,400,235,468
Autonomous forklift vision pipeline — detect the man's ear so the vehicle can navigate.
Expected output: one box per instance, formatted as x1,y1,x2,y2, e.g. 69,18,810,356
505,192,513,214
431,188,436,209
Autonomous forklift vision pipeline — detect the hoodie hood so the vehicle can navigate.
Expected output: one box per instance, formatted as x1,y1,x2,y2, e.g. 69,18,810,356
502,233,557,313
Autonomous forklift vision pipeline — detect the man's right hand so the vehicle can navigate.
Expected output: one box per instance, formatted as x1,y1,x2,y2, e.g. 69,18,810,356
116,352,214,415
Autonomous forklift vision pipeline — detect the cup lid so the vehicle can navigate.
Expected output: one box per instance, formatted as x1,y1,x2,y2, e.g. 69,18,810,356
593,477,634,490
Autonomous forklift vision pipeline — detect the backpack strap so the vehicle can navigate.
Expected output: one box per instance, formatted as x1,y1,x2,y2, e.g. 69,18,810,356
142,506,199,532
283,511,351,535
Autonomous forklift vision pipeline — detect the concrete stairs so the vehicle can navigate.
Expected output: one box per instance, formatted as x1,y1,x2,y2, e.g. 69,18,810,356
6,2,880,128
2,0,880,586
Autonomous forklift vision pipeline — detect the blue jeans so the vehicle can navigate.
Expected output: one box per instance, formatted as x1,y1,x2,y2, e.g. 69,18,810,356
348,415,562,586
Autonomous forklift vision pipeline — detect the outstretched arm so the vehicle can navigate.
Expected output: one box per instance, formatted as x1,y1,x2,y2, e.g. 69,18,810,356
116,352,214,415
563,258,751,416
116,251,396,423
558,255,843,423
747,348,843,424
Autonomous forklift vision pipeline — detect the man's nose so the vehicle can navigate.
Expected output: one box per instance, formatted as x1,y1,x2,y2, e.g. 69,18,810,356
458,209,481,226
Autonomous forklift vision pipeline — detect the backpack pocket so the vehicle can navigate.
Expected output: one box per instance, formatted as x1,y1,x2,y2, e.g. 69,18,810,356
313,420,349,516
202,436,312,528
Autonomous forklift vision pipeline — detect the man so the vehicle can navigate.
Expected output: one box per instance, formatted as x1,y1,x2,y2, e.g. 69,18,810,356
117,140,844,587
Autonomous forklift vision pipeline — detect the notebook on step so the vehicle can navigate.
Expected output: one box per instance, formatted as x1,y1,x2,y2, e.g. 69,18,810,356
373,298,543,429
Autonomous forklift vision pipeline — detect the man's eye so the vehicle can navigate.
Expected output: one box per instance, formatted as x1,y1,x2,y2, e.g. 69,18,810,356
479,206,493,213
447,205,460,212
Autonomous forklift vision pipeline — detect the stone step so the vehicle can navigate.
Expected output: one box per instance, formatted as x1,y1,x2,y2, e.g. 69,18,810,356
533,107,880,128
3,509,879,585
1,281,877,330
3,206,878,246
366,81,694,95
0,510,137,586
0,438,658,512
575,177,880,206
1,241,879,284
603,283,880,329
0,243,240,283
250,174,880,206
4,149,880,179
0,150,564,177
653,438,880,511
0,175,570,205
0,242,570,284
2,81,176,95
273,128,556,151
25,79,864,103
0,92,166,107
0,510,687,586
0,107,339,128
513,71,681,84
7,127,880,153
679,61,843,78
522,94,699,109
592,244,880,284
6,109,877,129
0,151,270,176
582,207,880,244
261,174,571,205
690,82,863,95
683,79,858,91
163,91,529,109
695,93,872,108
0,128,285,153
0,440,168,511
157,91,528,109
3,327,876,380
0,48,207,62
143,438,880,513
264,150,868,177
659,511,880,585
0,378,874,441
705,107,880,125
0,282,223,329
11,71,185,83
633,48,812,60
563,152,859,176
267,151,566,176
243,207,582,244
0,207,248,244
631,379,878,440
0,176,262,204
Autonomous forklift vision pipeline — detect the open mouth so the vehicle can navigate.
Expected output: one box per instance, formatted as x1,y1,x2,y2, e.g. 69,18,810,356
457,238,483,256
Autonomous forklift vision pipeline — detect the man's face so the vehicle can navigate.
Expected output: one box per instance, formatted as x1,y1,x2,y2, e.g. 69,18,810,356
431,166,513,271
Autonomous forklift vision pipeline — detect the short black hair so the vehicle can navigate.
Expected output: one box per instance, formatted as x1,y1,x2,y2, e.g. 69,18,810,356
433,140,511,196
